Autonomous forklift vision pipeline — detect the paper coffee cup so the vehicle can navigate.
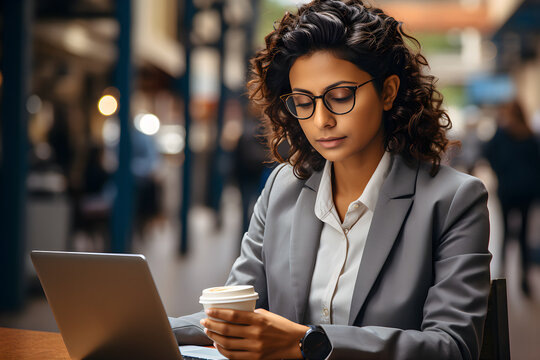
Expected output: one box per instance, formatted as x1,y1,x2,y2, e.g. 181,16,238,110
199,285,259,313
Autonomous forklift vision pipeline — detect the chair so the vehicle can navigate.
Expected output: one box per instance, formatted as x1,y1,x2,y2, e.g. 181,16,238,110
479,279,511,360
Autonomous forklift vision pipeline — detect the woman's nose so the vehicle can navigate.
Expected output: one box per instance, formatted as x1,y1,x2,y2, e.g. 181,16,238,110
312,99,336,128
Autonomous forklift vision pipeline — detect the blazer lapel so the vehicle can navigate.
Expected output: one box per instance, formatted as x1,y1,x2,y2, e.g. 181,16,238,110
290,171,324,323
348,156,419,325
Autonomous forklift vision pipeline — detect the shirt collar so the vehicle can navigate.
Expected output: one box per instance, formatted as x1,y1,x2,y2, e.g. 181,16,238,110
359,151,392,212
314,160,335,219
314,152,392,218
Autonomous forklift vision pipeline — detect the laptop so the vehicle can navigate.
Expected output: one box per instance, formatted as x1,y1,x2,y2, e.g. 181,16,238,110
31,250,227,360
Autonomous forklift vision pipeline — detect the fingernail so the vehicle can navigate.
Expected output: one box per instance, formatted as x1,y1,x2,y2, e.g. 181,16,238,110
200,319,206,326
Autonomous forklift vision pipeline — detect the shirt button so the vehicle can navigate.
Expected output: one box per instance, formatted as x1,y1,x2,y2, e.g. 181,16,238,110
344,228,349,234
323,307,329,317
353,204,359,209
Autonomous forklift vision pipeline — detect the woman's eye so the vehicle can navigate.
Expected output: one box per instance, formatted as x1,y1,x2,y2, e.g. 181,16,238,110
330,95,353,103
328,94,353,103
327,89,353,102
292,96,312,108
296,102,312,108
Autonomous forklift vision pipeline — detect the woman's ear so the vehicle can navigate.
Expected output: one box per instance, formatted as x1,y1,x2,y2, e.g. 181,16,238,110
382,75,400,111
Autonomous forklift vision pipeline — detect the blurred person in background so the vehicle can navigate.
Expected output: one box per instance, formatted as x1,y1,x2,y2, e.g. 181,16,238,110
46,106,72,178
233,103,290,237
130,128,163,236
78,126,163,248
233,105,268,236
483,100,540,296
448,106,483,175
169,1,491,359
73,142,113,249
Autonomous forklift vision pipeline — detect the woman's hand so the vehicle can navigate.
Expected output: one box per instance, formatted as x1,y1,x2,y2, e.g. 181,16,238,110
200,308,309,360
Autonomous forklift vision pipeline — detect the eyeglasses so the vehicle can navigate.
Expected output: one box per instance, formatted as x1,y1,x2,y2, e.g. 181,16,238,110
280,79,376,120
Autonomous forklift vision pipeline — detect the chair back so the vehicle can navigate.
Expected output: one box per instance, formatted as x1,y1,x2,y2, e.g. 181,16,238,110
480,278,511,360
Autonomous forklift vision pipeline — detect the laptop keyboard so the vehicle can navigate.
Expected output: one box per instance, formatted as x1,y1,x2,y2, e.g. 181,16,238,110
179,345,228,359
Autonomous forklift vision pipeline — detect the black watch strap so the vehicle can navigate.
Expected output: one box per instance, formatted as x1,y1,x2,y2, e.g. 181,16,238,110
299,325,332,360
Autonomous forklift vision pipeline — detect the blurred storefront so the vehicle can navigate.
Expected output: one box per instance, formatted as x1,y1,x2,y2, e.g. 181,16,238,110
491,0,540,129
377,0,539,158
0,0,259,310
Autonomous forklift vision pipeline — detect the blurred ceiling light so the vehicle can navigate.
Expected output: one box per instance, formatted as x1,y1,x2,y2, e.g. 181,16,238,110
98,95,118,116
193,10,221,44
35,142,52,161
160,132,184,154
63,24,91,55
225,0,252,25
156,125,185,155
26,94,42,114
134,113,160,136
102,117,120,146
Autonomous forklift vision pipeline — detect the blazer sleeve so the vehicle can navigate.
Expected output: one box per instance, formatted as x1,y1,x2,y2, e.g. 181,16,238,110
168,164,286,345
321,178,491,360
224,164,289,307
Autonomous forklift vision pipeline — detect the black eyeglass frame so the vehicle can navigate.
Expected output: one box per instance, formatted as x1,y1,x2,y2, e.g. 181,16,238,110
280,78,376,120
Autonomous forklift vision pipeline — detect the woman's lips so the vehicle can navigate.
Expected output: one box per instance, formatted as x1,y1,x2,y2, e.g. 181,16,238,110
316,136,347,149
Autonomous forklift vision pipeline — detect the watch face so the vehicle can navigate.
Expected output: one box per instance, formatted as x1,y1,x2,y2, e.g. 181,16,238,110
303,328,331,359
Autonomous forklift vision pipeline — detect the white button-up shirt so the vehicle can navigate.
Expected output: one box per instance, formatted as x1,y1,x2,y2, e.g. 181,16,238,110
305,152,391,325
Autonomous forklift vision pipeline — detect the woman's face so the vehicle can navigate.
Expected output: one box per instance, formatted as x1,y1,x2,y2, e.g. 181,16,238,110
288,51,398,167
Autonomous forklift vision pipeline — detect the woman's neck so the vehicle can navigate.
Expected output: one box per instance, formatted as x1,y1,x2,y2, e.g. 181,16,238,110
331,148,385,201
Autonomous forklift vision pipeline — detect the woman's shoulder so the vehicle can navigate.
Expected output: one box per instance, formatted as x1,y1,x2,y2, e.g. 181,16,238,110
263,163,306,192
416,160,487,201
262,162,323,199
265,162,295,184
266,162,317,184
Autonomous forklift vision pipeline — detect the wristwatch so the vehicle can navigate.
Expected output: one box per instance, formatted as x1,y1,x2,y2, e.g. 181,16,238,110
299,325,332,360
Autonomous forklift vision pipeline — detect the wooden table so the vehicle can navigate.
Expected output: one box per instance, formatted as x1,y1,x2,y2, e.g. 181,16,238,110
0,327,70,359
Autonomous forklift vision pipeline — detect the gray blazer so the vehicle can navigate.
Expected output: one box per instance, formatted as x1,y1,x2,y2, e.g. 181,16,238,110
170,155,491,360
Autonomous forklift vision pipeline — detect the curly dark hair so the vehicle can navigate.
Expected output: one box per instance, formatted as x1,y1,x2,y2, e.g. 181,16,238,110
248,0,454,179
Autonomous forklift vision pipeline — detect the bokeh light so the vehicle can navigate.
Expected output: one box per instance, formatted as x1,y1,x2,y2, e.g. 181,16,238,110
134,113,160,136
98,95,118,116
26,95,43,114
156,125,185,155
102,117,120,146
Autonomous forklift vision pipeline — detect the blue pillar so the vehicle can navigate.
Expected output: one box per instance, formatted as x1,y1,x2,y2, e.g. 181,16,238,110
208,1,228,214
111,0,134,253
0,0,33,310
179,0,195,254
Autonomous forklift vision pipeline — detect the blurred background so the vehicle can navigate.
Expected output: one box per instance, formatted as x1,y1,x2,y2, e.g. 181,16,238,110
0,0,539,359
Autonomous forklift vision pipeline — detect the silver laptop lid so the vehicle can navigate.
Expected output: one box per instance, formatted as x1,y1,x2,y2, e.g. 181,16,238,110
31,250,181,360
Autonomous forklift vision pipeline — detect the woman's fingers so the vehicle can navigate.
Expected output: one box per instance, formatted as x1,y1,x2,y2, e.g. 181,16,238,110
205,308,257,324
201,318,249,337
213,343,262,360
204,328,260,352
200,308,306,359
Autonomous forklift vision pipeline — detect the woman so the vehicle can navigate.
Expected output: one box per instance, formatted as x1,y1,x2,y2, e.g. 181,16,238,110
170,1,491,359
484,100,540,296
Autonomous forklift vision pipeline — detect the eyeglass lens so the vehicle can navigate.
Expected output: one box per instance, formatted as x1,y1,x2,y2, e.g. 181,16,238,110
284,87,356,119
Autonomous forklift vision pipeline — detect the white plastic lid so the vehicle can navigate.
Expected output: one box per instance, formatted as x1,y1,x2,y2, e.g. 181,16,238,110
199,285,259,304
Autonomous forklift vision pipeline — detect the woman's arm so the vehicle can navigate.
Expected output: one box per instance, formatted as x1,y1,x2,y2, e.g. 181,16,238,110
169,311,210,346
168,164,287,346
321,178,491,360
